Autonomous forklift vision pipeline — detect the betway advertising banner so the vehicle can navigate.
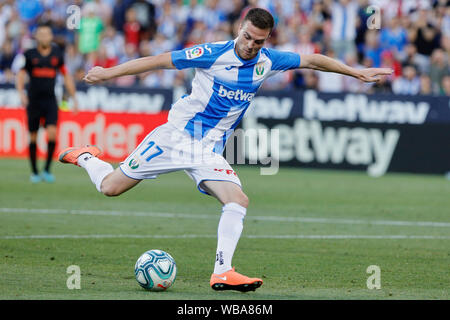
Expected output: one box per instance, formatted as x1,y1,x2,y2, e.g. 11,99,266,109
239,89,450,175
0,108,168,162
232,88,449,176
0,84,448,174
245,89,450,124
237,117,450,176
0,84,170,162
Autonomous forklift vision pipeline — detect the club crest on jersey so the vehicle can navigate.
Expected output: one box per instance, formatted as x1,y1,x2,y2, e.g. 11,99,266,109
255,63,265,76
186,46,204,60
51,56,59,66
128,158,140,169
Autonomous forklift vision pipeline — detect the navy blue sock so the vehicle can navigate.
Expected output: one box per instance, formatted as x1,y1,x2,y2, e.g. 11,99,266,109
29,142,38,175
45,141,56,172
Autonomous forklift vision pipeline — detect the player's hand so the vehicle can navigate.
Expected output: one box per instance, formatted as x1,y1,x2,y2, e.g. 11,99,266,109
357,68,393,83
72,98,79,115
19,91,28,107
83,66,110,84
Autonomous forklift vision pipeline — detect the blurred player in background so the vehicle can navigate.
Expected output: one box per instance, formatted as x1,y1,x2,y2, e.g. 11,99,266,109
59,8,392,292
16,23,78,183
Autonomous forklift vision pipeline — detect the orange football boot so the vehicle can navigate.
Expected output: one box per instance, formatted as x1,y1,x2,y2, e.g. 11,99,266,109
210,267,263,292
58,145,102,166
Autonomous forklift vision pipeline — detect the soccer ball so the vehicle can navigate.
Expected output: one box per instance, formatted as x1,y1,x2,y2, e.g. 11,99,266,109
134,249,177,291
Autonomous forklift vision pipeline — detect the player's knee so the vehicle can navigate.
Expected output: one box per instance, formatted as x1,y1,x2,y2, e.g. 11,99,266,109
100,182,122,197
46,128,57,141
29,132,38,143
102,188,121,197
235,192,249,209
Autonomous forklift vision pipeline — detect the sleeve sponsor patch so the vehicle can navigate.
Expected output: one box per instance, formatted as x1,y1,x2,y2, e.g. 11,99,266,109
185,46,204,60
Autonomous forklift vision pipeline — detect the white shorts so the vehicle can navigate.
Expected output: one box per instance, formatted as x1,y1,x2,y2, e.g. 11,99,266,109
119,122,241,195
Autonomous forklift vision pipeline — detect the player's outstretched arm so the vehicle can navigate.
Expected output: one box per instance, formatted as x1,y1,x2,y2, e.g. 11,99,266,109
299,53,393,83
83,52,175,84
15,69,28,107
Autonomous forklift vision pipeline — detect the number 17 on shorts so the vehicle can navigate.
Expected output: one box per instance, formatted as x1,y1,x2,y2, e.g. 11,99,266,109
140,141,164,162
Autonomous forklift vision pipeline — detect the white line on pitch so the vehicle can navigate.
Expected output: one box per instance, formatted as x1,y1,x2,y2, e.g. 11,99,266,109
0,234,449,240
1,207,450,228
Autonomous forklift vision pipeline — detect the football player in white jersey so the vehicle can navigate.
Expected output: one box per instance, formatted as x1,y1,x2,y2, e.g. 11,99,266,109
59,8,392,292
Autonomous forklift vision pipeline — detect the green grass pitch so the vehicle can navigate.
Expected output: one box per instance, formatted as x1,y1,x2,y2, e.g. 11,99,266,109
0,158,449,299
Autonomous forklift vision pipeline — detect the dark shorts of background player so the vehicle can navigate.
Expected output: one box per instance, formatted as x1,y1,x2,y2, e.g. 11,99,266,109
26,97,58,132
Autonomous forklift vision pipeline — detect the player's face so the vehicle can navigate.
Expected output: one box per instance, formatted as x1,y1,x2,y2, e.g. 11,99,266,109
236,21,271,60
35,27,53,47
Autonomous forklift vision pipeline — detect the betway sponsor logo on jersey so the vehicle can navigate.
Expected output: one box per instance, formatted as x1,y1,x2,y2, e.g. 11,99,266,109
218,85,255,102
303,90,430,124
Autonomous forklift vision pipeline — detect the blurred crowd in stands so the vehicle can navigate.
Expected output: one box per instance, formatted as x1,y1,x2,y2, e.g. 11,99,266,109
0,0,449,95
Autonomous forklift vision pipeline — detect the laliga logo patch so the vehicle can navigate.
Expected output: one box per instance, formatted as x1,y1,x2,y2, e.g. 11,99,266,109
185,46,204,60
128,158,140,169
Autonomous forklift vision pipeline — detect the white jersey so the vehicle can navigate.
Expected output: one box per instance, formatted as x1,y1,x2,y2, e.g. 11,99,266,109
169,39,301,154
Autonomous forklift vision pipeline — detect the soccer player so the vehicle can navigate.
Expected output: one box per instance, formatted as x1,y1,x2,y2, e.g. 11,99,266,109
16,23,78,183
59,8,392,292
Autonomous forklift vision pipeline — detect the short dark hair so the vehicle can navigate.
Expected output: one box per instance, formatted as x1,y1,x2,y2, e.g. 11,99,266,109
36,21,52,30
242,8,275,32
